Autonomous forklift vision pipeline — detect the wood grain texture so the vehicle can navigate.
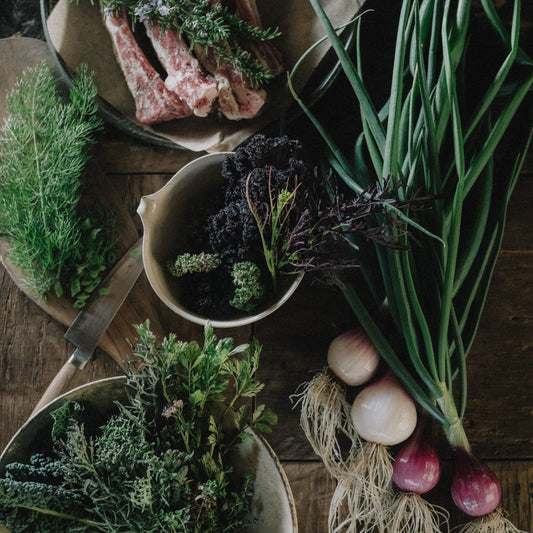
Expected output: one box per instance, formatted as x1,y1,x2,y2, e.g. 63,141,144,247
283,460,533,532
1,164,531,531
1,12,532,529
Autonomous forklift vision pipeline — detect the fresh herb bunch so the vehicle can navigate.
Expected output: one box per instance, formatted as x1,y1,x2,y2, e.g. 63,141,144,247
98,0,281,87
167,252,221,277
0,322,277,532
0,61,116,307
230,261,264,312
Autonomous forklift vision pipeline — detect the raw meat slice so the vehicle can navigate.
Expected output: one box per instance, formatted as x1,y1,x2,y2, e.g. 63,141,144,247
144,21,219,117
103,8,193,123
194,44,267,120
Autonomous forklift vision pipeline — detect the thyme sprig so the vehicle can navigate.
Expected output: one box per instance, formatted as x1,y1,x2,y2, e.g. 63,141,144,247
99,0,282,86
0,61,116,307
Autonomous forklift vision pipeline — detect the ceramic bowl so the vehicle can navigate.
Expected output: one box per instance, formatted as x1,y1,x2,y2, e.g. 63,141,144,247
137,152,303,328
0,377,298,533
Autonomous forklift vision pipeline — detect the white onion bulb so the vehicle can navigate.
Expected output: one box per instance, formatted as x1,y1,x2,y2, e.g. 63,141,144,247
327,329,381,386
350,371,417,445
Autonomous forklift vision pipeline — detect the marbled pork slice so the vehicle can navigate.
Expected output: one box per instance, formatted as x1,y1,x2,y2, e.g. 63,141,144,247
194,44,267,120
144,21,219,117
104,9,193,123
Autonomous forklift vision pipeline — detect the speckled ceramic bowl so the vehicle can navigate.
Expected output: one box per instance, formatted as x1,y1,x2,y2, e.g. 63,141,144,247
0,377,298,533
137,152,303,328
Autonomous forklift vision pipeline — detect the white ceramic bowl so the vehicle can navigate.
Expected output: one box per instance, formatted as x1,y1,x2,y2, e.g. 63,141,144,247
0,377,298,533
137,152,303,328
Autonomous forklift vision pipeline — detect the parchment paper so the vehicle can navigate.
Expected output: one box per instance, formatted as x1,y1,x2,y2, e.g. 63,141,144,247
47,0,364,152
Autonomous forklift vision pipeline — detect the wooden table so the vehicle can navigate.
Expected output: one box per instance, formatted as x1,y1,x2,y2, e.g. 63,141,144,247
1,4,532,531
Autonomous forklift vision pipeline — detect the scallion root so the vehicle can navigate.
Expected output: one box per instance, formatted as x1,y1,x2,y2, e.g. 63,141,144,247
387,491,449,533
329,441,394,533
293,369,360,478
454,508,528,533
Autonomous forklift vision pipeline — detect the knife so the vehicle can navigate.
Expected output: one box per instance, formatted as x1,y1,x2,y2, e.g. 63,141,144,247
30,237,144,416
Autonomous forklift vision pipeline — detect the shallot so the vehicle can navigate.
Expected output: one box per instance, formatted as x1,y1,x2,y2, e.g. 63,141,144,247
389,416,449,533
330,370,419,532
392,415,441,494
350,370,417,446
327,328,381,386
451,447,501,517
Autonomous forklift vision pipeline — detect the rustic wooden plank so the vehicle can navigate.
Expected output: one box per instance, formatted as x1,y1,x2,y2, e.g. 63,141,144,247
461,249,533,458
254,279,355,460
93,128,202,175
282,461,336,533
502,171,533,252
0,266,119,449
281,459,533,533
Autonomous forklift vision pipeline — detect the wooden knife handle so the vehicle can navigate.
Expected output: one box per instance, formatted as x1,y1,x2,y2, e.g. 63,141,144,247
30,361,79,418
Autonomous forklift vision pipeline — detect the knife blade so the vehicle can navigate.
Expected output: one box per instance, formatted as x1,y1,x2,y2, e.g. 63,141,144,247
30,237,144,416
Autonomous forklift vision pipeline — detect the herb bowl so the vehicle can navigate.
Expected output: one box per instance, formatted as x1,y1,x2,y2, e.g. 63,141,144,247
0,376,298,533
137,152,304,328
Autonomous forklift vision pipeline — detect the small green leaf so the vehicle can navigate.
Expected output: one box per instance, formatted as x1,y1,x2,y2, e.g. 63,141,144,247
54,281,63,298
70,278,81,297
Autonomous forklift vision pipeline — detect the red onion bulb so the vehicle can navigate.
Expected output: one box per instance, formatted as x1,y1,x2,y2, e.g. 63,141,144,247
327,329,381,386
451,447,502,517
392,417,441,494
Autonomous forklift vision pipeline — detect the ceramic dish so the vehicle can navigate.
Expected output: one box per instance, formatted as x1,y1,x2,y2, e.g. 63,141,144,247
0,376,298,533
137,151,304,328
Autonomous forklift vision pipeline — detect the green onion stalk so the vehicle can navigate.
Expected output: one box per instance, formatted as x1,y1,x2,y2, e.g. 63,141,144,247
290,0,532,530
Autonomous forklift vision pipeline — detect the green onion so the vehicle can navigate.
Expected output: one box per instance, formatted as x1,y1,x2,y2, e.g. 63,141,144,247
291,0,533,528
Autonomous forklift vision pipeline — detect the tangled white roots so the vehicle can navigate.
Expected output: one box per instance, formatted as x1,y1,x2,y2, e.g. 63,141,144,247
388,491,449,533
293,369,360,478
454,508,528,533
329,442,394,533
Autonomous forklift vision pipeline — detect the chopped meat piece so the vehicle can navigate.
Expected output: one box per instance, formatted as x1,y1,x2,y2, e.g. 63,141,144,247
103,8,193,123
234,0,283,76
144,21,219,117
194,44,267,120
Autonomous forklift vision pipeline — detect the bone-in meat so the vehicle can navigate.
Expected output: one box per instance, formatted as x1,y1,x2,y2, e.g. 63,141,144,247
144,21,219,117
194,44,267,120
103,9,193,123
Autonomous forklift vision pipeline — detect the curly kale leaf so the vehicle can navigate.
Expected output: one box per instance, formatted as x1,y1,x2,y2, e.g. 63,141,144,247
0,476,94,533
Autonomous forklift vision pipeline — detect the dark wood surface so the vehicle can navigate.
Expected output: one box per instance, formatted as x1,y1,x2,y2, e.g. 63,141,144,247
1,2,532,529
0,128,531,531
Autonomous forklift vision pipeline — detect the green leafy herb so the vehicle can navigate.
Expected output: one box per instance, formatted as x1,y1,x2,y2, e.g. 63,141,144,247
0,322,276,532
245,172,297,293
167,252,221,277
230,261,264,312
0,61,116,307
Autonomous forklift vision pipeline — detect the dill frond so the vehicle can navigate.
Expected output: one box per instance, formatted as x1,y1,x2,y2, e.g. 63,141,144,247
0,61,116,306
